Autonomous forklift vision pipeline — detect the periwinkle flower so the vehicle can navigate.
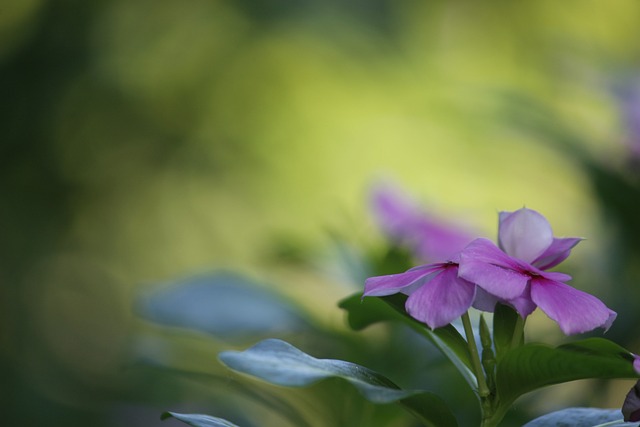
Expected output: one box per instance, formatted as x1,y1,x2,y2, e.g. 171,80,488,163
363,252,535,330
370,182,474,262
623,380,640,422
498,208,583,270
364,256,476,329
458,208,616,335
364,206,616,334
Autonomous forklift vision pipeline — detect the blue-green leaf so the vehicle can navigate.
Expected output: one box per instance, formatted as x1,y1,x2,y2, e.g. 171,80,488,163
161,412,241,427
523,407,636,426
136,272,309,340
219,338,458,427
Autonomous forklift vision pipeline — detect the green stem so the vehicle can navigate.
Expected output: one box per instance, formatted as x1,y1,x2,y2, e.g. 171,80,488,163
480,405,510,427
510,315,525,349
461,312,490,398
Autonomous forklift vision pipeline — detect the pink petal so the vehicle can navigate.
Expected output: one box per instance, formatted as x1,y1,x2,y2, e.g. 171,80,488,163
499,208,554,264
472,287,500,312
541,271,573,282
498,211,511,227
504,284,537,318
405,266,476,329
530,278,617,335
458,238,530,300
532,237,583,270
370,182,474,262
370,182,421,238
364,264,443,297
473,284,537,317
461,238,523,269
412,218,475,262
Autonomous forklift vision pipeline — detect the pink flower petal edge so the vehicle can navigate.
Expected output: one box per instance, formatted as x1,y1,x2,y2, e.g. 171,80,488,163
533,237,583,270
364,264,442,297
530,278,616,335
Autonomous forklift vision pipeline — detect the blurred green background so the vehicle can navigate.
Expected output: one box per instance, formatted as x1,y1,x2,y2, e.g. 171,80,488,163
3,1,640,426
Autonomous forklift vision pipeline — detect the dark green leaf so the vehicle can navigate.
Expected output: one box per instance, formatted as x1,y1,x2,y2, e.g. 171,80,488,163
558,337,636,356
523,407,636,426
496,338,638,410
161,412,241,427
339,292,475,388
371,246,415,278
139,364,312,427
219,338,458,427
400,394,460,427
492,303,521,360
339,292,407,330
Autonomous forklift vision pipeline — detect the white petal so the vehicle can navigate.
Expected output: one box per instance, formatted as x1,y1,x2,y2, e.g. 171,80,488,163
498,208,553,263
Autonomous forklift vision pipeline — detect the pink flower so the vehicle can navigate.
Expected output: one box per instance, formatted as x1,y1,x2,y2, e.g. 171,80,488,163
370,182,474,262
459,208,616,335
364,256,476,329
363,206,616,334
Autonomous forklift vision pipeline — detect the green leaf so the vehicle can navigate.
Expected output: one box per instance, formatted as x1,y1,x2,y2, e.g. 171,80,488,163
143,365,312,427
523,407,635,426
339,292,475,388
492,303,521,360
496,338,638,410
161,412,241,427
558,337,635,357
339,292,407,330
137,272,309,341
219,338,458,427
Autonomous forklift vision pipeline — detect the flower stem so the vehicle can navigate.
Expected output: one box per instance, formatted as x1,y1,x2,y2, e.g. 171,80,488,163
461,312,490,398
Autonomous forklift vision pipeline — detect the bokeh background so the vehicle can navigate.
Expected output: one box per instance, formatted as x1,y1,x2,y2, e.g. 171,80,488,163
3,1,640,426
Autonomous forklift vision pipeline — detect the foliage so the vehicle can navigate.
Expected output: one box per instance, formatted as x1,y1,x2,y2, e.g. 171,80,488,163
5,2,640,427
